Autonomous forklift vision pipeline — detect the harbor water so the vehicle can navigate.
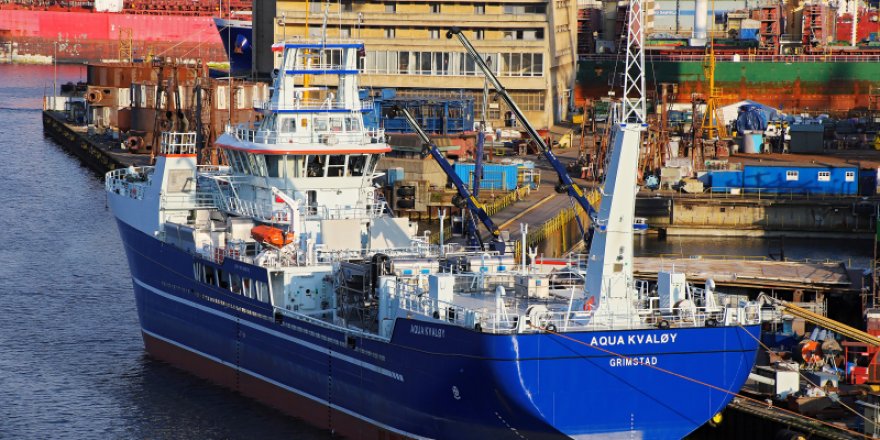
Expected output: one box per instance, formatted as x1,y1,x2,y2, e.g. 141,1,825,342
0,64,871,439
0,64,329,440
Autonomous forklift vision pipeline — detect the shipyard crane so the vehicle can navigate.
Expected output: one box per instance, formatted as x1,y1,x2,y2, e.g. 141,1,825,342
394,105,505,252
446,28,600,243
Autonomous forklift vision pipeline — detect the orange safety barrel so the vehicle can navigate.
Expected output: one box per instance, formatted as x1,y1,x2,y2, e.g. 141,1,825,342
251,225,295,248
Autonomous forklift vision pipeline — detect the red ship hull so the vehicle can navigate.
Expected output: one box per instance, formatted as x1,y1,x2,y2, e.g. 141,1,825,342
0,9,225,62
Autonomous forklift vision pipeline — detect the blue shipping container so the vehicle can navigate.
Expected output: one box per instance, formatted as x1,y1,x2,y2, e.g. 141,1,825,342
706,170,743,192
742,165,858,195
453,163,520,191
739,28,759,40
386,167,404,186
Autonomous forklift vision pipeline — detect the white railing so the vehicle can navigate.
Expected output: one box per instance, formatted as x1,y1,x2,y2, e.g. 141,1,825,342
307,203,387,221
161,192,219,211
160,132,196,155
287,62,347,71
233,126,384,147
105,167,154,200
197,164,231,175
223,196,274,222
254,98,374,112
391,280,761,335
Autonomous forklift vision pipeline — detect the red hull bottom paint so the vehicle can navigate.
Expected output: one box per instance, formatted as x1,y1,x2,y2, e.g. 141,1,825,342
141,332,411,440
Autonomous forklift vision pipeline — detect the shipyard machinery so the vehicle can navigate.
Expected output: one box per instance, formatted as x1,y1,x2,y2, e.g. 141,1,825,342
393,105,504,252
446,28,602,244
761,294,880,383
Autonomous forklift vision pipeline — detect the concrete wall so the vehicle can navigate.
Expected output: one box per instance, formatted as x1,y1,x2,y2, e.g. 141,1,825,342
644,198,875,235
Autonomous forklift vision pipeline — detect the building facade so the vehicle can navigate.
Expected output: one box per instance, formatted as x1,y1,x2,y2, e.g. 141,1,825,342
274,0,577,128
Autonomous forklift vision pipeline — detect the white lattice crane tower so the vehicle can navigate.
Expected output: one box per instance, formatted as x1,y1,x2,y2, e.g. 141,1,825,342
621,0,646,125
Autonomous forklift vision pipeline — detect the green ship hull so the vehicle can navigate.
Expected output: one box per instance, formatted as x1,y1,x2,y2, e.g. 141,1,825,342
577,57,880,113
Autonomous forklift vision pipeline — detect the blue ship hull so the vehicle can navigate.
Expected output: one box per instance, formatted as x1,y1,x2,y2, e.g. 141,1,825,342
214,18,252,76
116,220,760,439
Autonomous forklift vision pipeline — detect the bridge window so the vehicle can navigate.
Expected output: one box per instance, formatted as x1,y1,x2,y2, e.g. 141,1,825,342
330,117,344,132
306,155,325,177
248,153,268,177
225,149,251,175
265,155,282,178
314,117,329,132
348,155,367,176
284,155,305,178
345,117,361,131
280,116,296,133
327,155,347,177
261,113,277,131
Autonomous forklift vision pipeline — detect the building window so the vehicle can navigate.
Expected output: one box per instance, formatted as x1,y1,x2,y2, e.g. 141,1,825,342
384,28,396,38
786,170,799,181
475,29,485,40
385,3,396,13
429,2,440,13
845,171,855,182
474,3,485,14
340,0,353,12
429,29,440,39
503,29,544,41
817,171,830,182
340,27,351,38
504,4,546,14
509,91,545,111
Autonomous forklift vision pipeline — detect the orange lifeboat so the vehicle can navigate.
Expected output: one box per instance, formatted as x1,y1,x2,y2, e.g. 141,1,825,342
251,225,295,248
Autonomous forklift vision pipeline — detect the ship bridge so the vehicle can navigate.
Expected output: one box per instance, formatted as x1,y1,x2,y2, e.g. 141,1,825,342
213,39,391,228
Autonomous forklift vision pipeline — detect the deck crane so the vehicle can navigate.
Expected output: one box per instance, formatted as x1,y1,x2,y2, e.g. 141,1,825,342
445,28,599,244
393,105,505,253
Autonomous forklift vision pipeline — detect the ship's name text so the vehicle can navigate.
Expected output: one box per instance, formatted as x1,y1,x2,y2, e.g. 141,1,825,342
410,324,445,338
590,332,678,346
609,356,658,367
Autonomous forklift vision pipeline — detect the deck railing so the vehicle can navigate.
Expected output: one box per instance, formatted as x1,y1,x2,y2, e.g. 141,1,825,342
232,126,384,146
105,167,153,200
160,132,196,155
254,98,374,112
390,278,761,334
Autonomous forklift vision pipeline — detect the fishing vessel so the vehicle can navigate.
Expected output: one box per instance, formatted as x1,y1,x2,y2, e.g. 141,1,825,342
106,37,762,439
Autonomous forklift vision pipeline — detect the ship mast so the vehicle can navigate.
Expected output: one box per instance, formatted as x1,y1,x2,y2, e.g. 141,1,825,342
583,0,646,319
700,0,721,140
621,0,646,125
